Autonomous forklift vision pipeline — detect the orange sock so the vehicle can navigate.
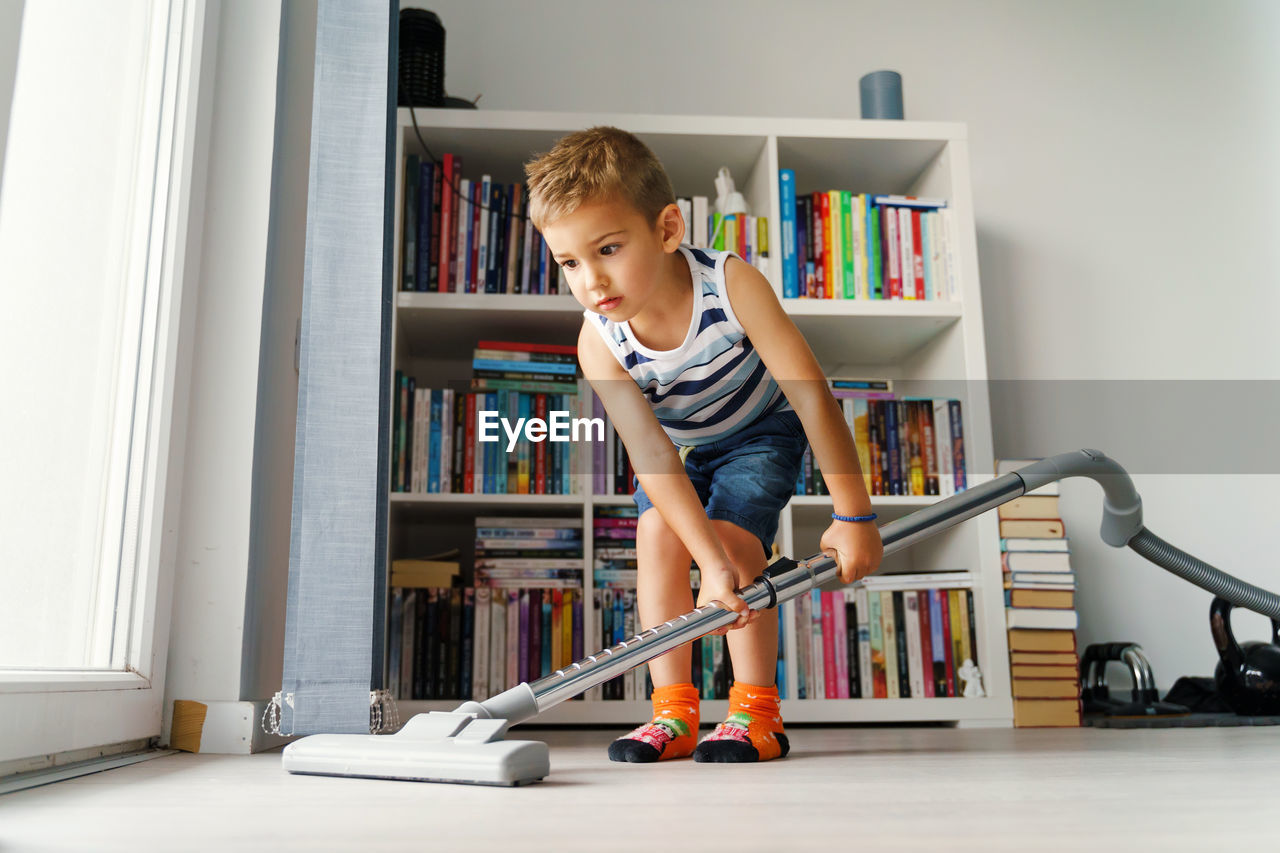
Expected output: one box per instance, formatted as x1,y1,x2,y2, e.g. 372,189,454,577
608,682,700,763
694,681,788,762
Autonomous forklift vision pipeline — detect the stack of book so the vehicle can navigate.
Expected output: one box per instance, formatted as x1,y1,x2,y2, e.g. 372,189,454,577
390,340,584,495
473,515,584,694
790,571,979,699
998,459,1082,727
779,169,958,301
386,554,473,701
401,156,567,295
796,378,968,497
386,516,589,703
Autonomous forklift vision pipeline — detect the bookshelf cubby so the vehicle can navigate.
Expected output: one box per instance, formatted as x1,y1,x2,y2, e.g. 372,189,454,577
387,109,1012,726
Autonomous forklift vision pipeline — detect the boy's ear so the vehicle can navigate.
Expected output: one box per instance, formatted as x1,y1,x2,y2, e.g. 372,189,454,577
656,203,684,251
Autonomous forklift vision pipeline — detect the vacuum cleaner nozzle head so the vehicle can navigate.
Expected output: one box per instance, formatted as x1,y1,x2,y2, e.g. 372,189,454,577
281,711,549,787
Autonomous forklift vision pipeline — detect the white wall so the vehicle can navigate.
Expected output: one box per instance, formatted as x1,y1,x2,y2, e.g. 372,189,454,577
161,0,287,741
414,0,1280,687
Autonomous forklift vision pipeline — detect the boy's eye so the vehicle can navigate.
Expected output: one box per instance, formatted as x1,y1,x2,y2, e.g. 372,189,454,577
600,244,620,256
561,259,577,270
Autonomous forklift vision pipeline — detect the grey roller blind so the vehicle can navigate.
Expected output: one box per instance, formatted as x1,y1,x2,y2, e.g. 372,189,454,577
281,0,396,735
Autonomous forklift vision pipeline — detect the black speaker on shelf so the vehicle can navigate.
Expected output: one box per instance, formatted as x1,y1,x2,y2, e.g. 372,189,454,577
398,9,445,107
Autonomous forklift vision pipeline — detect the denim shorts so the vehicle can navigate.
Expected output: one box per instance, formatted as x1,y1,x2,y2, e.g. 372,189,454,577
632,407,808,558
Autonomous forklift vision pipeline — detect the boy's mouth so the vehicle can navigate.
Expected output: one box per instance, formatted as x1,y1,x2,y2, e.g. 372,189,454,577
596,296,623,311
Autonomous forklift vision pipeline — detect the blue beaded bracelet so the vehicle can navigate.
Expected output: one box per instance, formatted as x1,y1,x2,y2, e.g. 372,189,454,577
832,512,878,523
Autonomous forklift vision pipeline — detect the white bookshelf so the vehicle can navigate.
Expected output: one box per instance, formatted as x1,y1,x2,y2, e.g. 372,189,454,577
386,108,1012,727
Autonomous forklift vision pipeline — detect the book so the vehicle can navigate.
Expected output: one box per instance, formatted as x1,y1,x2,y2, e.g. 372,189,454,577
402,155,419,290
417,159,435,292
1011,664,1080,679
811,589,826,699
1007,608,1079,630
390,558,460,588
917,590,935,698
936,588,955,696
854,586,873,699
1005,589,1075,609
996,495,1062,520
881,590,899,698
1002,537,1070,552
866,591,884,698
903,591,925,698
489,588,506,695
821,589,837,698
1013,698,1082,727
929,589,949,696
1002,552,1072,573
1008,629,1078,653
1007,573,1076,588
999,519,1065,539
859,571,974,591
1011,678,1081,700
1011,651,1078,665
831,589,850,699
779,169,799,298
892,591,910,697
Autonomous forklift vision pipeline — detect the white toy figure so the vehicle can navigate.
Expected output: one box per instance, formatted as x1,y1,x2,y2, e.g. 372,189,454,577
958,659,986,698
713,166,748,217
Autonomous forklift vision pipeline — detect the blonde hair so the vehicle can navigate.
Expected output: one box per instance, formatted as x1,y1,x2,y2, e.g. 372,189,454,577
524,126,676,232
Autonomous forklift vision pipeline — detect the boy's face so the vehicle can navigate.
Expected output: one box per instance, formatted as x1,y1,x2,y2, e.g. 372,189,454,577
542,196,682,322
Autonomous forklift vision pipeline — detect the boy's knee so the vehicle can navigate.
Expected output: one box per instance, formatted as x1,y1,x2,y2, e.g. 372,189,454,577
710,520,766,584
638,510,691,564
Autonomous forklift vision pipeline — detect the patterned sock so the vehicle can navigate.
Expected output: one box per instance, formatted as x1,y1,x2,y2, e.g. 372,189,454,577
693,681,788,763
608,682,700,763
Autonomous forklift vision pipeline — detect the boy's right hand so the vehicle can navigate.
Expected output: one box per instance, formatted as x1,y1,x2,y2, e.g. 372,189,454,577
696,564,756,634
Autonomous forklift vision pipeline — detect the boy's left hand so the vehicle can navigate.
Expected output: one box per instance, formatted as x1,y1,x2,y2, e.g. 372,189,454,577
819,519,884,584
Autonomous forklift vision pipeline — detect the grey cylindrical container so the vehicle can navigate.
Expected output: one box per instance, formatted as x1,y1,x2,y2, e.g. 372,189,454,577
860,70,904,119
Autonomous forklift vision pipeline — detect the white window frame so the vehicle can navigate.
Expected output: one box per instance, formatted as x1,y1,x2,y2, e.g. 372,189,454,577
0,0,208,764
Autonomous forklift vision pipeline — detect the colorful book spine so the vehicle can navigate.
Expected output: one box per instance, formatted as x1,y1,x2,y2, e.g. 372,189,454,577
779,169,798,298
402,155,419,291
917,590,936,698
832,589,850,699
904,591,925,698
810,589,825,698
416,159,434,292
841,190,855,299
821,589,837,698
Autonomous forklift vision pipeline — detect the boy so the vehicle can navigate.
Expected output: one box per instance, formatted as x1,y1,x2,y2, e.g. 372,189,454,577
525,127,883,763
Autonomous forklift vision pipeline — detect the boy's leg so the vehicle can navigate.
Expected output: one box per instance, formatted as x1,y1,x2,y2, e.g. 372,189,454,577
607,507,700,763
694,519,789,763
635,508,696,688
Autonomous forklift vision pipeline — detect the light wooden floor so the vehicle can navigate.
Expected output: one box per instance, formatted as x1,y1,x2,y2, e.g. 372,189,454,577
2,725,1277,852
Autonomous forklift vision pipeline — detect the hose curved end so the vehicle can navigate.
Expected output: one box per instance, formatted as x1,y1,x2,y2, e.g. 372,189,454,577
1010,449,1143,547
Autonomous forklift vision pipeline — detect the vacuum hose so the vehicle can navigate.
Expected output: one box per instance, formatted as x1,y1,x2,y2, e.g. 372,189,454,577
1128,528,1280,620
456,448,1280,726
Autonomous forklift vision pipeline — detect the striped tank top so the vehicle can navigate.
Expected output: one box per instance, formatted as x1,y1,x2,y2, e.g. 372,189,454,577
585,244,791,447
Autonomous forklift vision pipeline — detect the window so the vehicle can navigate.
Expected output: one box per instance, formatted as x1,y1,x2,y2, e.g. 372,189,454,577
0,0,204,765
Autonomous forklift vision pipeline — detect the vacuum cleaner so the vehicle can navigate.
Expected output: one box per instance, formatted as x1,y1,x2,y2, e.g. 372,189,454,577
280,449,1280,786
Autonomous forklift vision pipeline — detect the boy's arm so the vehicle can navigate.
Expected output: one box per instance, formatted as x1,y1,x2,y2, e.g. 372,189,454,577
577,321,753,628
721,257,883,582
